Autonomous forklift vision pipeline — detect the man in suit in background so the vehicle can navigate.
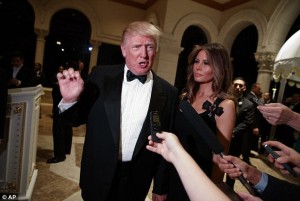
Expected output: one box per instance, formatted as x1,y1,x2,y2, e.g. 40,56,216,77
47,66,73,163
246,83,263,157
226,77,254,188
57,21,178,201
0,67,8,145
276,93,300,148
7,51,34,88
258,92,273,154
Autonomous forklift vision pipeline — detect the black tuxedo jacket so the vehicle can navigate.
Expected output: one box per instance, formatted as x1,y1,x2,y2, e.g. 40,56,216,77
260,174,300,201
7,65,35,88
233,96,255,136
0,68,8,139
62,64,178,200
246,92,263,129
229,96,254,156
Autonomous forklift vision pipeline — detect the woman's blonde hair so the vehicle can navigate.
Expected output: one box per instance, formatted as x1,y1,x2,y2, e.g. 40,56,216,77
121,21,162,52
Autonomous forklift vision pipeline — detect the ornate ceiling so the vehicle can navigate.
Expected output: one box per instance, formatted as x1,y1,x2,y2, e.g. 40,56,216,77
110,0,252,10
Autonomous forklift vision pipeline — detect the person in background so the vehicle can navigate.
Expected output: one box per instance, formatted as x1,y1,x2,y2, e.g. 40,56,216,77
294,131,300,153
257,102,300,131
168,43,236,201
258,92,272,154
47,66,73,163
226,77,254,189
0,67,8,145
33,62,45,86
218,140,300,201
7,51,34,88
275,93,300,148
146,132,230,201
57,21,178,201
77,59,88,80
246,83,263,155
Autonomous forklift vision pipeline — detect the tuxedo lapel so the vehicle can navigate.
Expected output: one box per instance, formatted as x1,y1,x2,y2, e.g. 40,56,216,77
103,70,123,147
132,75,167,158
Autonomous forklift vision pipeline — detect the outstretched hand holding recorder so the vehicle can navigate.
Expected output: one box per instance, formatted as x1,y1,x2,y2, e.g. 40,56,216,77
263,140,300,177
263,144,297,177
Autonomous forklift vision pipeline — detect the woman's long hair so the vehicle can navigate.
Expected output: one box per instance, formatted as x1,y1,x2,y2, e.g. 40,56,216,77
183,43,234,103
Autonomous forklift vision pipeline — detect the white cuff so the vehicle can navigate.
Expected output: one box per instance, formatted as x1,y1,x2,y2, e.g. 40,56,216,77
58,99,77,113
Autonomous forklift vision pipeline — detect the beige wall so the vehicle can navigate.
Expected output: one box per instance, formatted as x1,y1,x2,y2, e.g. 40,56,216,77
28,0,300,88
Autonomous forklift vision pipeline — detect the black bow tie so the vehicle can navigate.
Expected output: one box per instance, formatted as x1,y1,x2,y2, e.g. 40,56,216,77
126,70,147,84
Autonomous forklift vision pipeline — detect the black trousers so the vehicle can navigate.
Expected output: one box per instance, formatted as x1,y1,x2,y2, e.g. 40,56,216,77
106,161,132,201
52,112,73,159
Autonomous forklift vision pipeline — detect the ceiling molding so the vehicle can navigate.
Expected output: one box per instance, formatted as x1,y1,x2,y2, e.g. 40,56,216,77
110,0,158,10
110,0,252,11
192,0,252,11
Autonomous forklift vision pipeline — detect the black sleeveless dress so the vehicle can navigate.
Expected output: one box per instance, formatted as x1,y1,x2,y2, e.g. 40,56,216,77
167,98,224,201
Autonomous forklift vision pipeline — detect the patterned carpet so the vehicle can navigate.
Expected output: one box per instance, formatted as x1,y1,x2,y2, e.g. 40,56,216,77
31,103,84,201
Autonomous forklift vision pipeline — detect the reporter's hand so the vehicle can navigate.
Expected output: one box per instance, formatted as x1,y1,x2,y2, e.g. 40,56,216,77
257,103,293,125
146,132,183,164
218,155,262,185
263,140,300,175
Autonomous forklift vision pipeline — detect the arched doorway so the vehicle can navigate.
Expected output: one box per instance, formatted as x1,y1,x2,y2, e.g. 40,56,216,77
43,8,91,87
0,0,35,69
97,43,124,66
231,25,258,89
175,25,207,93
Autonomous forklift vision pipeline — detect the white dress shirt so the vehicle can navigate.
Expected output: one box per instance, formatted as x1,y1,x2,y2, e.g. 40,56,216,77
58,65,153,162
120,65,153,161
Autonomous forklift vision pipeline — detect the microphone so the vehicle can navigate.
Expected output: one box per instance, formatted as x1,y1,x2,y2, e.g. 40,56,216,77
179,101,257,195
180,101,224,154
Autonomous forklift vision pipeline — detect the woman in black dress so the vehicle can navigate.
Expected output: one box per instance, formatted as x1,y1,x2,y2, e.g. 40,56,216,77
167,43,236,201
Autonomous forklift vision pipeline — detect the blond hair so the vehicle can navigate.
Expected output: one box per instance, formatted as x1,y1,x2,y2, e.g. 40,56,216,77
121,21,162,52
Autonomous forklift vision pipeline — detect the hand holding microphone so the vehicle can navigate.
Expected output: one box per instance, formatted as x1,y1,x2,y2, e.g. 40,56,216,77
179,101,257,195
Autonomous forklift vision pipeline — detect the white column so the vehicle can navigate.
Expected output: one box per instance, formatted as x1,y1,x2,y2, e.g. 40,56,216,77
34,29,48,70
155,34,182,85
254,52,276,93
1,86,44,200
89,40,102,73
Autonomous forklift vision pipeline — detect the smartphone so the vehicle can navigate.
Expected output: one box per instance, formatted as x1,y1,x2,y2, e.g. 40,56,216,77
264,144,297,177
252,97,265,106
150,111,162,143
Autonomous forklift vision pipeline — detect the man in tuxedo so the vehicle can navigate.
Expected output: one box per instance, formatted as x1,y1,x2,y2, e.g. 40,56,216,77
47,66,73,163
0,67,8,145
7,51,34,88
57,21,178,201
246,82,263,155
226,77,254,188
258,92,272,154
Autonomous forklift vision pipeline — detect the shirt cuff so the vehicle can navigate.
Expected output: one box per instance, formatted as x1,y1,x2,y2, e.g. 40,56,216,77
58,99,77,113
253,172,268,194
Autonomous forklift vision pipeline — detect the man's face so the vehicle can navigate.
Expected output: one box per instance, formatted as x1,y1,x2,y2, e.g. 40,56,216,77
233,79,246,97
121,34,156,75
254,84,262,97
263,92,270,101
292,93,300,103
11,57,23,68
